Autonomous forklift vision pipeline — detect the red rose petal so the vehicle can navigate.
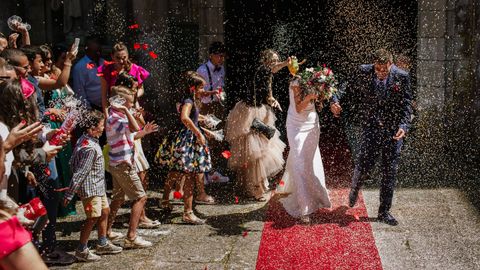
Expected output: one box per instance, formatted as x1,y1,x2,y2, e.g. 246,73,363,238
234,196,239,204
221,150,231,159
133,43,141,50
242,231,248,237
148,51,158,59
128,23,139,29
173,191,183,199
86,63,95,69
44,167,51,177
85,203,92,212
96,73,104,77
142,44,149,50
111,70,118,77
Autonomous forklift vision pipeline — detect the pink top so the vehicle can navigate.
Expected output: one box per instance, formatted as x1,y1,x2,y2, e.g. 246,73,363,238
0,216,32,260
97,62,150,93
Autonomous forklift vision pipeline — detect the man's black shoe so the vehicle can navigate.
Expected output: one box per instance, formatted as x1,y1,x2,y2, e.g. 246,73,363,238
377,212,399,226
348,189,358,208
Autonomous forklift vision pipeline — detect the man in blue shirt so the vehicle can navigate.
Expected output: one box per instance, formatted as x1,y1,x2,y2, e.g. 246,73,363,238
72,36,104,110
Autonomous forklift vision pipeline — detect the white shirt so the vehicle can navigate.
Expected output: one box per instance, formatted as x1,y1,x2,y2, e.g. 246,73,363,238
196,60,225,104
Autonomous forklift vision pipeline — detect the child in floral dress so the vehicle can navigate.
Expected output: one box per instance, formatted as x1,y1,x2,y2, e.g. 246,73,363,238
156,71,211,225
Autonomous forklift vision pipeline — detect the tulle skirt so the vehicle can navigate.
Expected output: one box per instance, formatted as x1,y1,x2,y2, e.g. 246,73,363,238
225,101,286,198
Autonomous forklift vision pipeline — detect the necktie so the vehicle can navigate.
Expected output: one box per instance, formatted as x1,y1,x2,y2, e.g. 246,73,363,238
214,66,221,72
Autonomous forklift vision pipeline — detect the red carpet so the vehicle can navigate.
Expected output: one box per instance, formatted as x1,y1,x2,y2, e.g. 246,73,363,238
256,189,383,270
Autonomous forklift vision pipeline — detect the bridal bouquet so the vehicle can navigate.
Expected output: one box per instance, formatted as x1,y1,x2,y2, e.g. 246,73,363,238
298,65,338,102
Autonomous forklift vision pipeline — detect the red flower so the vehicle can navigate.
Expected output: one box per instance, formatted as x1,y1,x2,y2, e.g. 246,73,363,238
133,43,141,50
221,150,231,159
111,70,118,77
173,191,183,199
128,23,139,29
86,63,95,69
234,196,239,204
148,51,158,59
242,231,249,237
44,167,51,177
142,44,149,50
82,140,89,147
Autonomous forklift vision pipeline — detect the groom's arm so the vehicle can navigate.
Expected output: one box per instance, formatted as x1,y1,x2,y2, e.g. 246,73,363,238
398,74,413,133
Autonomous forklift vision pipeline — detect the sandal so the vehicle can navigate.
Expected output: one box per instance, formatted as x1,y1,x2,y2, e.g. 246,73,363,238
138,220,161,229
194,195,216,205
182,211,206,225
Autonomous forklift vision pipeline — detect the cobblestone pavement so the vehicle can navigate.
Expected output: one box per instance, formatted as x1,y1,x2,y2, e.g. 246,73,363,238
51,187,480,270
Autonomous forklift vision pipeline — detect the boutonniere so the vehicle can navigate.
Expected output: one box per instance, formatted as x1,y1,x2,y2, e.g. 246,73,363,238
82,140,89,147
393,81,401,92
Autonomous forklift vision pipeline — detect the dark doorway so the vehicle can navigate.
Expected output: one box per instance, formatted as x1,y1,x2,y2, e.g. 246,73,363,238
225,0,418,185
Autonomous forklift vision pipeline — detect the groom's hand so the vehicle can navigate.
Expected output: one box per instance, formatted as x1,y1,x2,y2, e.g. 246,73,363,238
393,128,406,140
330,102,342,117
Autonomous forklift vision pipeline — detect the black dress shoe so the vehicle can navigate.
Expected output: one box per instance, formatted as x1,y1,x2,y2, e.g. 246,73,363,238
348,189,358,207
377,212,399,226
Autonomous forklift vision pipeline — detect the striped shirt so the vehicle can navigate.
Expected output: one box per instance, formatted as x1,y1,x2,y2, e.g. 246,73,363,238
106,108,135,166
65,134,105,200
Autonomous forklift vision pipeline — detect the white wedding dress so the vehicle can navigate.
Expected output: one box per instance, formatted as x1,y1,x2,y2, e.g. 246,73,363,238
277,80,332,217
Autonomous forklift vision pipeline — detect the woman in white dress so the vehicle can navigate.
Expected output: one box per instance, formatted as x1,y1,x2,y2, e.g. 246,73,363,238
277,76,332,222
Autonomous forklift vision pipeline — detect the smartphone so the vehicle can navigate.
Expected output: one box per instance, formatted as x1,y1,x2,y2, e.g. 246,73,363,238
72,38,80,54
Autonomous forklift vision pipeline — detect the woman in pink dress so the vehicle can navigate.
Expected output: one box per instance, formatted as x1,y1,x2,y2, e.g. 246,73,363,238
98,42,150,116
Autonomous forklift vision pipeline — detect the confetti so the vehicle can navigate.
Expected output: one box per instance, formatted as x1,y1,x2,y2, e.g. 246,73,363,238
111,70,118,77
96,73,104,77
142,44,149,50
148,51,158,59
279,180,285,186
44,167,51,177
86,63,95,69
173,191,183,199
128,23,139,29
133,43,141,50
189,86,196,93
221,150,231,159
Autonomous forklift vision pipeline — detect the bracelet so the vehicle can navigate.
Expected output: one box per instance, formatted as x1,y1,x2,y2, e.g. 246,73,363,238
64,63,72,67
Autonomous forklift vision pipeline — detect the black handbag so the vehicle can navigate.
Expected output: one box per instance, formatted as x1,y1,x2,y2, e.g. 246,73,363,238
250,67,276,140
251,117,276,139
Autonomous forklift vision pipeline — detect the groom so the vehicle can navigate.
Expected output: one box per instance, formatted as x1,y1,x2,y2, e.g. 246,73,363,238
330,48,413,226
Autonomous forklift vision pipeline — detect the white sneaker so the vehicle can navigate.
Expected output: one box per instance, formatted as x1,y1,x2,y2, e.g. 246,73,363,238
96,241,123,255
124,236,153,249
75,248,101,262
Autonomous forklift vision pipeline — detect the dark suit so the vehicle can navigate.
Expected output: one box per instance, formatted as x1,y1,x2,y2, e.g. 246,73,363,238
334,64,413,213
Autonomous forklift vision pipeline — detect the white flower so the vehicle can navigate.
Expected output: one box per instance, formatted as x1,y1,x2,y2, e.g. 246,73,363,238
306,67,314,73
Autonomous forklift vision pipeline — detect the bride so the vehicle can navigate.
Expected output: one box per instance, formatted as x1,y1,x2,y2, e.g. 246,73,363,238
277,69,332,223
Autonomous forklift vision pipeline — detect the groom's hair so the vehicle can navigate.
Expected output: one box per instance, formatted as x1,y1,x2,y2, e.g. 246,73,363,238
373,49,393,64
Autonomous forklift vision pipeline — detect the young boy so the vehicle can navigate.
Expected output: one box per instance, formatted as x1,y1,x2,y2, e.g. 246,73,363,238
105,86,152,248
64,110,123,261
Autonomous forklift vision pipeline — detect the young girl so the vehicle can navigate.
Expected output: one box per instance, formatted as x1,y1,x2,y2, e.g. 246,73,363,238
225,49,288,201
98,42,150,117
156,71,211,225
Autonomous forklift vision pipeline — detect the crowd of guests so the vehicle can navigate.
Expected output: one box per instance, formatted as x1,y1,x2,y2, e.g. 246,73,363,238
0,19,270,267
